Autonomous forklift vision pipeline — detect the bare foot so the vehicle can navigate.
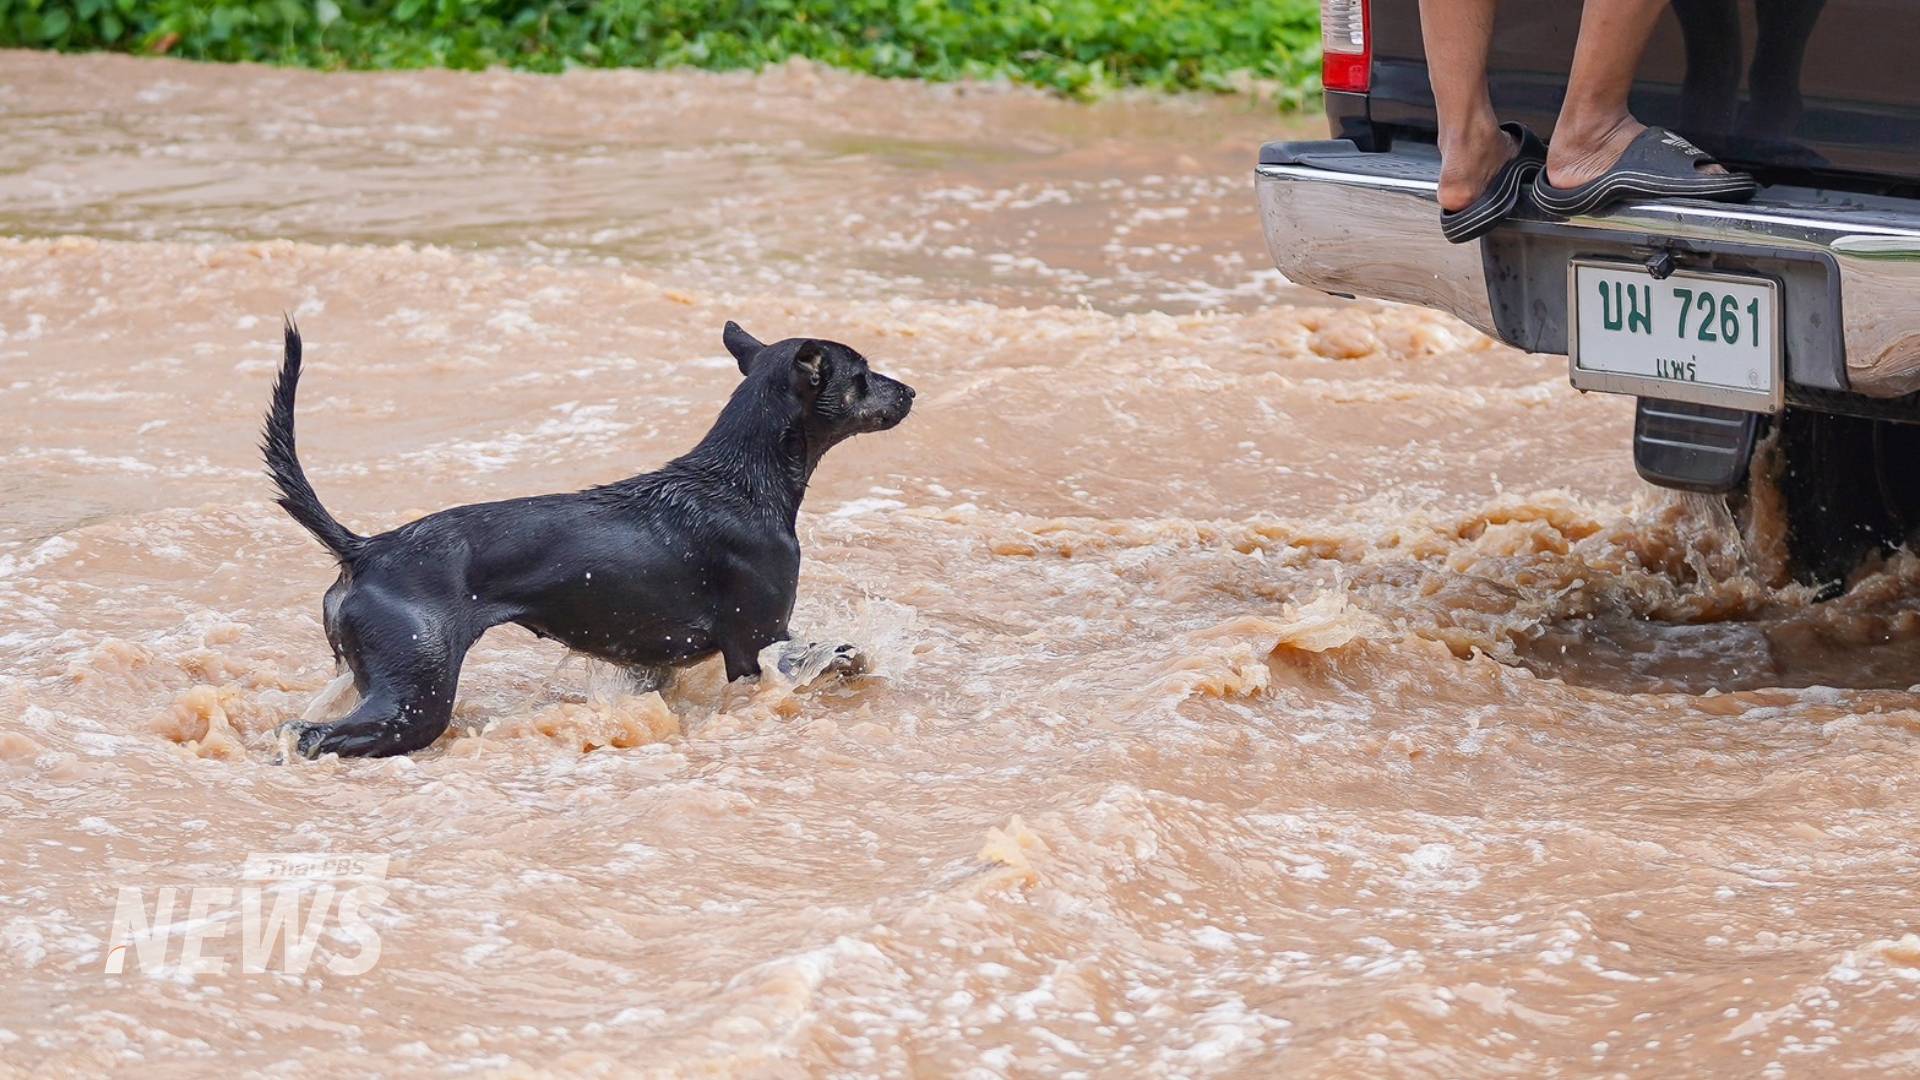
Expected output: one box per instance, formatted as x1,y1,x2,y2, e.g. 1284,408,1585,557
1437,120,1519,213
1545,115,1727,190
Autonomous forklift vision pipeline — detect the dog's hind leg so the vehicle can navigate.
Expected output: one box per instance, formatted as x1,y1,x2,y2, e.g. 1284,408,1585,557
287,596,477,759
289,649,466,759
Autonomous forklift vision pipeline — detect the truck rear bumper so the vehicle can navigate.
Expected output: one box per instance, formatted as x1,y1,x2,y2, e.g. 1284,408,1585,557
1256,140,1920,403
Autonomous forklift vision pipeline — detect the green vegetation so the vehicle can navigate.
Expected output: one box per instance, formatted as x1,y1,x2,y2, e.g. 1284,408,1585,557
0,0,1322,103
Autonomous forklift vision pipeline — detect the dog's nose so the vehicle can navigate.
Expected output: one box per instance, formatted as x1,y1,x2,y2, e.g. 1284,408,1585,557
903,384,917,400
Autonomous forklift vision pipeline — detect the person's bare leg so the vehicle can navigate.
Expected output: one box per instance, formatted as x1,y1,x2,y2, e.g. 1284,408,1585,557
1420,0,1517,212
1547,0,1728,187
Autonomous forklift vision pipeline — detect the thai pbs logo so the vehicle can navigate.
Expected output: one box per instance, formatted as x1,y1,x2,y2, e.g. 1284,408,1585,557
103,854,389,976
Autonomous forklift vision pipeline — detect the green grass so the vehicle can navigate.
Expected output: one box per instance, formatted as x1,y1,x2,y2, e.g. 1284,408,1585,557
0,0,1323,104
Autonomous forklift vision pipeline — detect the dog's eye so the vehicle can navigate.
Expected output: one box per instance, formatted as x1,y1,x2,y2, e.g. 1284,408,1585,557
855,373,869,395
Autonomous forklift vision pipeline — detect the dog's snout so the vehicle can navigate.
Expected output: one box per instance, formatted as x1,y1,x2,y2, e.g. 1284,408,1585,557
861,373,914,431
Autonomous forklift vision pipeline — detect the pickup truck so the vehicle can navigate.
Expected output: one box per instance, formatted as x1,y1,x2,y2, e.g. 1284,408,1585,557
1259,0,1920,586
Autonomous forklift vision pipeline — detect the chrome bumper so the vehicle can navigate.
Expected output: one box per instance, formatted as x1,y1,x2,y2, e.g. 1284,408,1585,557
1256,163,1500,340
1256,157,1920,399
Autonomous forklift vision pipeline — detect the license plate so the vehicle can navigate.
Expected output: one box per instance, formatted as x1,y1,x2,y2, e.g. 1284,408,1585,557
1568,260,1782,412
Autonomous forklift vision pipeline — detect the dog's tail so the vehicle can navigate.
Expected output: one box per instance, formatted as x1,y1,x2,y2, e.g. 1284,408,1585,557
261,316,365,564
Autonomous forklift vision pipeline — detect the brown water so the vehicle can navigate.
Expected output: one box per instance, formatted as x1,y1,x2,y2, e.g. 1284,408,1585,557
3,50,1919,1078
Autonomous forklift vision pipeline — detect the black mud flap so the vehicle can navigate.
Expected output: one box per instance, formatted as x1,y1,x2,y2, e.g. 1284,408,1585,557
1632,397,1762,494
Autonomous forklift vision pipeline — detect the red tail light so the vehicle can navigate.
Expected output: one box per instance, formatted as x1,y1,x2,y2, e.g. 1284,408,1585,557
1321,0,1372,94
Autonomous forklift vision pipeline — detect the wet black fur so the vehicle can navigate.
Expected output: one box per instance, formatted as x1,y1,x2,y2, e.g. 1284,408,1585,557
262,317,914,758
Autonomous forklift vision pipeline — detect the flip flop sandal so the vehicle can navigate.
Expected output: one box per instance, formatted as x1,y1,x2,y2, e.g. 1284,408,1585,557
1533,126,1758,217
1439,122,1548,244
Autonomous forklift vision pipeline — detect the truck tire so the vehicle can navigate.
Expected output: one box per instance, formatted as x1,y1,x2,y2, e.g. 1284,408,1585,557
1744,409,1920,589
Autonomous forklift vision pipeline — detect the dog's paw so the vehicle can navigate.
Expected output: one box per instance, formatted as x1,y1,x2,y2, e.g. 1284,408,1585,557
775,640,871,683
271,720,329,762
826,643,869,678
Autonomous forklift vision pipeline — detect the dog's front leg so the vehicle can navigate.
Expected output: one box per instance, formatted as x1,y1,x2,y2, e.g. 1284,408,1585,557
719,638,766,683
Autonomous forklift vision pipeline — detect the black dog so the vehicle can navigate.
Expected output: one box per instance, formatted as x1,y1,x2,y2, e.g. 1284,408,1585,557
262,318,914,758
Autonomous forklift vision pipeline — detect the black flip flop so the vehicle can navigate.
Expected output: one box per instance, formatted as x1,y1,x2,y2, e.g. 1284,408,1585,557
1439,122,1547,244
1533,126,1758,217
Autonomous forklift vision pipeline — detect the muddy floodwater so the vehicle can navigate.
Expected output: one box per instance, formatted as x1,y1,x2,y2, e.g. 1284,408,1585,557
3,50,1920,1077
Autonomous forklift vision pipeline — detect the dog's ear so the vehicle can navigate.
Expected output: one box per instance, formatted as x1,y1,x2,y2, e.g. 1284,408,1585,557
723,321,764,375
791,341,826,396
